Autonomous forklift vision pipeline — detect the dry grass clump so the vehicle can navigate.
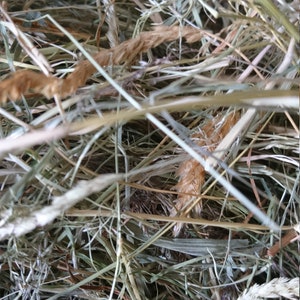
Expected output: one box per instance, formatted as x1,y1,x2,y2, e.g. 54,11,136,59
0,0,299,299
238,277,299,300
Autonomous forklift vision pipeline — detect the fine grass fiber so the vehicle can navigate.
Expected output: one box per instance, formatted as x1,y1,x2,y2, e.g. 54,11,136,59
0,0,299,299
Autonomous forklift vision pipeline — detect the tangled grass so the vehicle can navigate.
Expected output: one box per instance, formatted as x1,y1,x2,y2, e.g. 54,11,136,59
0,0,299,299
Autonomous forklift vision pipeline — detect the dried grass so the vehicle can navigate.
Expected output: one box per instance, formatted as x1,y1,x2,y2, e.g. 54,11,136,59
171,110,240,236
238,277,300,300
0,24,203,102
0,0,299,299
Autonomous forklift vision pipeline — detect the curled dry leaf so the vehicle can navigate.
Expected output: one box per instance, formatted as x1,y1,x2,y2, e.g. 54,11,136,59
0,26,203,103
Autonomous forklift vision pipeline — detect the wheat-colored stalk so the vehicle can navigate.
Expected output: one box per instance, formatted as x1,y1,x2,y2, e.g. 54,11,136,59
0,24,203,103
238,277,300,300
170,110,239,236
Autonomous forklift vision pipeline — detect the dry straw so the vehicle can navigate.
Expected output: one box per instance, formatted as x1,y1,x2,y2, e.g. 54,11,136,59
0,0,299,299
0,25,204,102
0,173,123,240
238,277,300,300
171,110,240,235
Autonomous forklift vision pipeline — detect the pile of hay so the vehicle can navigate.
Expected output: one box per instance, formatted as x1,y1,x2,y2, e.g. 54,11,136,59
0,1,299,299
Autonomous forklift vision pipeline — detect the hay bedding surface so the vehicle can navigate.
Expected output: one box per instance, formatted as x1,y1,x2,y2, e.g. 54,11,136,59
0,1,299,299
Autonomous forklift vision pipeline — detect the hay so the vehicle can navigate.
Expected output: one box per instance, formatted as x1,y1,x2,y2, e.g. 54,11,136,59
0,0,299,299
